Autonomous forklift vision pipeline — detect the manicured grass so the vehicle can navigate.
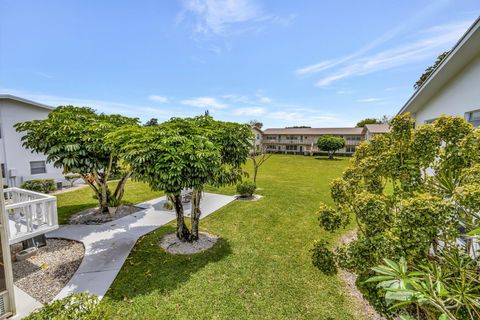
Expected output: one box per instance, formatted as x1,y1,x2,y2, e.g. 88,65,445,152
55,180,163,224
95,155,366,319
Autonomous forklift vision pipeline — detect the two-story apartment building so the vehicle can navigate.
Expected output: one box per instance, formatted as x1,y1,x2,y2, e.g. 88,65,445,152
0,95,65,187
398,17,480,126
261,127,367,155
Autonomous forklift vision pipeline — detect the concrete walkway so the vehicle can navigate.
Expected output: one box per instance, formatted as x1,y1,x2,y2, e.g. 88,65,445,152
47,192,235,301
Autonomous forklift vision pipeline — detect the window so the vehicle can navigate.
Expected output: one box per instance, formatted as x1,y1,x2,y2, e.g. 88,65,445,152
256,134,260,139
466,110,480,127
346,146,356,153
1,164,4,178
30,161,46,174
285,145,298,151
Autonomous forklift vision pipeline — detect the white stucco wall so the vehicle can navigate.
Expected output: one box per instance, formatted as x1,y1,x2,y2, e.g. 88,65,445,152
0,99,64,187
413,55,480,125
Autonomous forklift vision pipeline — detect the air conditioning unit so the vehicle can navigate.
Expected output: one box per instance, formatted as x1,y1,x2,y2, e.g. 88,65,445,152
8,169,17,178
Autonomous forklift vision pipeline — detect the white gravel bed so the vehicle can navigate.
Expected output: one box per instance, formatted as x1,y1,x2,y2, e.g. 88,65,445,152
160,232,218,254
12,239,85,304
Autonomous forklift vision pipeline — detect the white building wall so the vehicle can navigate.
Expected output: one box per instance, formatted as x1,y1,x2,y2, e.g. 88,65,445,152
0,99,64,187
413,55,480,125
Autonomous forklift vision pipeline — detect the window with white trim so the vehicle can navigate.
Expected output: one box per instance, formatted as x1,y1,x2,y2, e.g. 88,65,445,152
30,161,47,174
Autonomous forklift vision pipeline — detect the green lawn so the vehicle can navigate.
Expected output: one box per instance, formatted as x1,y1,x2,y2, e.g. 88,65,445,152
55,180,163,224
91,155,365,319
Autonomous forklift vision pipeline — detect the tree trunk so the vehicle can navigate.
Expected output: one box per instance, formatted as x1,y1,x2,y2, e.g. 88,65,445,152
253,166,258,184
328,151,334,159
82,174,109,213
169,194,190,241
190,189,202,241
113,172,131,204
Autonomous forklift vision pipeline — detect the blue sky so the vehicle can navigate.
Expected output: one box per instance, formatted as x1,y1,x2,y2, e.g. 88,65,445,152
1,0,478,127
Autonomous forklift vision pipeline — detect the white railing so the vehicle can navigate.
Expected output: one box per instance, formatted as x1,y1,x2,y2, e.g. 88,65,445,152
4,187,58,244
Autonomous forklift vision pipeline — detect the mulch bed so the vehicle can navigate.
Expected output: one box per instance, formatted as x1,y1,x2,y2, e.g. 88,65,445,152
69,205,143,224
12,239,85,304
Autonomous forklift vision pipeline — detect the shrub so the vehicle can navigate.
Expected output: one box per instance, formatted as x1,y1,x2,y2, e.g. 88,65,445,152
24,293,99,320
21,179,56,194
236,181,256,198
311,240,337,275
64,173,81,187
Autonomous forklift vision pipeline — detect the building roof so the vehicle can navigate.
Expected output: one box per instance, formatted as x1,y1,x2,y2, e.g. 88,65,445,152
0,94,54,110
263,127,364,135
398,16,480,115
363,123,390,133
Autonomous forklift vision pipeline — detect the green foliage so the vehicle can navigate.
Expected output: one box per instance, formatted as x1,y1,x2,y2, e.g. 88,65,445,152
414,51,449,90
317,135,346,159
15,106,138,211
313,113,480,318
21,179,56,193
356,118,381,127
64,173,81,187
318,204,343,232
236,181,256,198
24,293,99,320
311,240,337,275
368,248,480,320
110,115,252,240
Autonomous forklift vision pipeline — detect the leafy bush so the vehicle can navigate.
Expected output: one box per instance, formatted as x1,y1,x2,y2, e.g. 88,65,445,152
107,196,121,207
317,135,345,159
312,114,480,318
311,240,337,275
25,293,99,320
236,181,256,198
21,179,56,194
64,173,81,187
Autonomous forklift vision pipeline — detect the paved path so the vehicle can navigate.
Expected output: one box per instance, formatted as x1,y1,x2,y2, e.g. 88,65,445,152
46,193,235,300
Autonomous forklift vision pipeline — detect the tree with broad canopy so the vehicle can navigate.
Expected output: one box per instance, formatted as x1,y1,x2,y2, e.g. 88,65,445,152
15,106,139,213
317,135,345,159
109,115,252,242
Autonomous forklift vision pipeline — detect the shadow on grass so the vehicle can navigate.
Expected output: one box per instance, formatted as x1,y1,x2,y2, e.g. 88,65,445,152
57,204,98,224
314,157,342,161
105,225,232,301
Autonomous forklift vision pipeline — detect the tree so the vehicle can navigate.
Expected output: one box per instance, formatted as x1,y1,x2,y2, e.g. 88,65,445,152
356,118,381,127
311,114,480,318
15,106,138,213
317,135,345,159
249,146,271,183
249,119,263,129
143,118,159,126
414,51,449,90
111,115,251,242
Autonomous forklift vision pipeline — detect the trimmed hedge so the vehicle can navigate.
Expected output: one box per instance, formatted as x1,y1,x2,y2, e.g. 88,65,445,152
21,179,56,194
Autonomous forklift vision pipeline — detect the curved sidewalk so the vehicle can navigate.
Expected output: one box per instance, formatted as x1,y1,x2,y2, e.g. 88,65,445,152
47,193,235,300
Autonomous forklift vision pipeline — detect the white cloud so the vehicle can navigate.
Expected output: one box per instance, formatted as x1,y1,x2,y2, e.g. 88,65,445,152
295,18,473,87
258,96,271,103
314,20,471,87
181,0,263,34
233,107,266,116
179,0,293,38
148,95,169,103
181,96,228,109
357,98,383,103
0,88,170,119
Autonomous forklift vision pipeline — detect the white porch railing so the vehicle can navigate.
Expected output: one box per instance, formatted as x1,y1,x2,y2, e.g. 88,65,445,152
4,187,59,245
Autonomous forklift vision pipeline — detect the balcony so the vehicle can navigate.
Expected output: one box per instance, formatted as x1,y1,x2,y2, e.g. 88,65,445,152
265,139,314,145
4,187,59,245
